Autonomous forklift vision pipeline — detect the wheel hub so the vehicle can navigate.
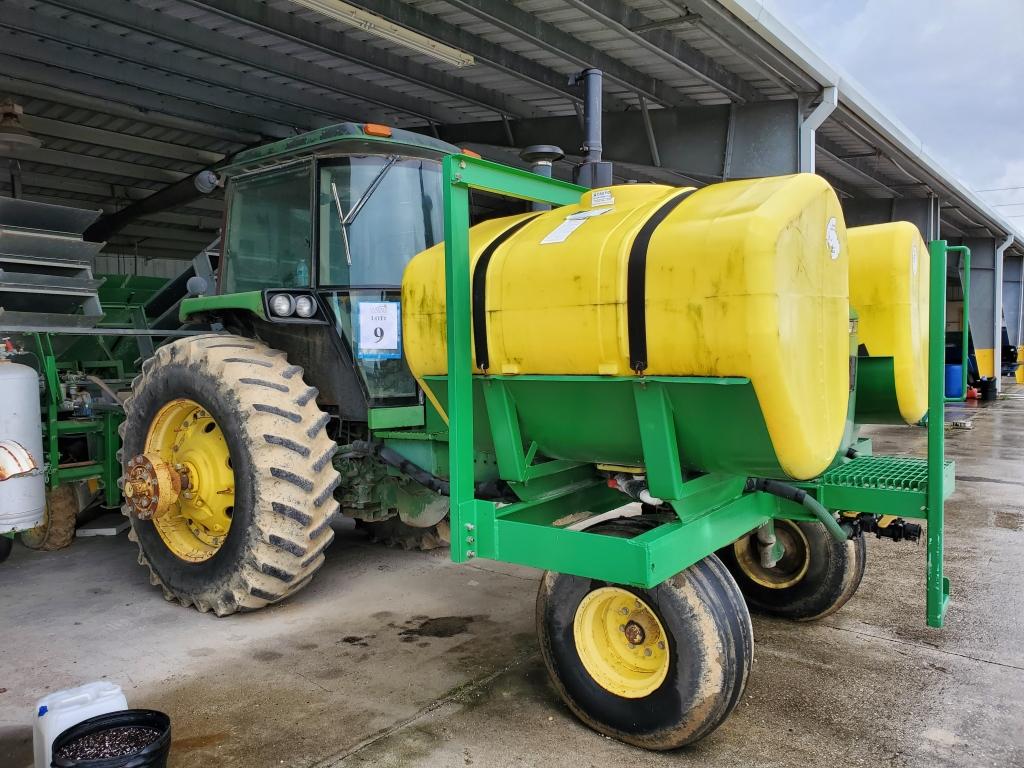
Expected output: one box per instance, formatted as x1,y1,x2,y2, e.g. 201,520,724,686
123,453,188,520
573,587,670,698
130,398,235,563
734,518,811,589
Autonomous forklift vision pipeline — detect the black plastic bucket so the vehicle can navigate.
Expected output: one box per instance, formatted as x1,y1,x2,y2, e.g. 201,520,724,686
51,709,171,768
979,376,998,401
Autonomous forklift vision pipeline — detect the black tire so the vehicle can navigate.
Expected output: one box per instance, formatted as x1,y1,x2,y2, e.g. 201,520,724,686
0,535,12,563
357,518,450,550
120,334,340,615
717,519,866,621
20,484,78,551
536,517,752,750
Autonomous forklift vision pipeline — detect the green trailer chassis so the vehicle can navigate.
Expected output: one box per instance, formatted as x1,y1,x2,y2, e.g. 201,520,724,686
437,155,960,629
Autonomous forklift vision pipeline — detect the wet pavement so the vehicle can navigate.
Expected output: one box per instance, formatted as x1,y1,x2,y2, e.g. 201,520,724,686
2,386,1022,767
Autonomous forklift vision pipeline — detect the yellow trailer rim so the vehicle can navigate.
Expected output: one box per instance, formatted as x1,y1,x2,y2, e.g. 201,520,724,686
573,586,670,698
733,518,810,589
144,398,235,562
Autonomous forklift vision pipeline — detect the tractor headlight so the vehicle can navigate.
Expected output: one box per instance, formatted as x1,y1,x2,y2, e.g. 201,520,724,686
269,293,296,317
294,295,316,318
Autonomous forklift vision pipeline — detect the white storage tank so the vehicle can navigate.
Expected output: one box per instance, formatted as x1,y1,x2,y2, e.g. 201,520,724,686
0,358,45,532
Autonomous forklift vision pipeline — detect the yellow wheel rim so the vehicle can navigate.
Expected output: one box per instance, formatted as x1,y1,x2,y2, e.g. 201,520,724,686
573,587,670,698
143,398,235,563
733,519,810,589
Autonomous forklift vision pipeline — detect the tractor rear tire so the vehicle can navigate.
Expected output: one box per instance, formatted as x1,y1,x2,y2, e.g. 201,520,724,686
536,517,753,749
358,518,450,550
717,519,867,621
20,484,78,551
120,334,340,615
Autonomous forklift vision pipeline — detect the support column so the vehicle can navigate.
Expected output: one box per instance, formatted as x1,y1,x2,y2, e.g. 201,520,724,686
962,237,997,378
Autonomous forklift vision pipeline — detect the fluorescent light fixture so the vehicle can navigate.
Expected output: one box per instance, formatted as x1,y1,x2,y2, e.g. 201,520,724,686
291,0,475,68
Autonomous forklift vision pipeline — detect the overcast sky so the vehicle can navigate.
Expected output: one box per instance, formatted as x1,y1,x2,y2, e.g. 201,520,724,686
767,0,1024,222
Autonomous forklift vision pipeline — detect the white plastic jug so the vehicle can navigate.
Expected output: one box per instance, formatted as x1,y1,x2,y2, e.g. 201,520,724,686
33,681,128,768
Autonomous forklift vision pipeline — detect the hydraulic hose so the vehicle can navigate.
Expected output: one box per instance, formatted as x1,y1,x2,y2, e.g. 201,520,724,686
745,478,851,543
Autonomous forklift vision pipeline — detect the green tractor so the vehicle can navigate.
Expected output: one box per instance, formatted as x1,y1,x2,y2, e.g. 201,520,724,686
117,120,957,749
118,124,460,612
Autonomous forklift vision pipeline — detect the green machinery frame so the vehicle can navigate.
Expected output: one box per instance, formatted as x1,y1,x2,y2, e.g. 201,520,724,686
439,154,960,628
34,332,122,507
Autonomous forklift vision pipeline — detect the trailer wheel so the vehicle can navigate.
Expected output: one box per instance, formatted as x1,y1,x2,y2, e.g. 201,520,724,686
20,484,78,551
718,519,866,621
537,520,752,749
119,334,340,615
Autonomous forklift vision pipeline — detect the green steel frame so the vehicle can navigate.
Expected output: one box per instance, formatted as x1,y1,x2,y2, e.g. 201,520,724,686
34,332,122,507
439,154,958,628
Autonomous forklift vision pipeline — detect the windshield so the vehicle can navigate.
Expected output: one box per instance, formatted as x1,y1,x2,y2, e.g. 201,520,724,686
318,156,443,286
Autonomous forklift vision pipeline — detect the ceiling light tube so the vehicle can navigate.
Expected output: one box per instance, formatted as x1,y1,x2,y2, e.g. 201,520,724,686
290,0,475,67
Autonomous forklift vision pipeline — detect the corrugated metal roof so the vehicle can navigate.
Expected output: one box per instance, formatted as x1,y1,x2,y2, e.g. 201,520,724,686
0,0,1018,264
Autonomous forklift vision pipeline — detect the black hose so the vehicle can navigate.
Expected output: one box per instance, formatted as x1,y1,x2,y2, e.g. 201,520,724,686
349,440,513,501
745,478,851,542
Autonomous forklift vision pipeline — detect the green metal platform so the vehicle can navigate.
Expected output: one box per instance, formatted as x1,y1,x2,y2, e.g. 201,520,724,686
819,456,955,519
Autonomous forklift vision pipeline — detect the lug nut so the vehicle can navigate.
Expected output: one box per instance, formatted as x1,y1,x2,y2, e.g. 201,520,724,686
644,648,652,657
657,641,665,650
619,607,629,615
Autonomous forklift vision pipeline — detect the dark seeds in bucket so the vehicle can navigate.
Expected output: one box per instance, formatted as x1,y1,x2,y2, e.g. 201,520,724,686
55,726,162,760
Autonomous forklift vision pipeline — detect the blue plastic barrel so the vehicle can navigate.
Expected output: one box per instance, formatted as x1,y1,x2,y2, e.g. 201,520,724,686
945,364,963,398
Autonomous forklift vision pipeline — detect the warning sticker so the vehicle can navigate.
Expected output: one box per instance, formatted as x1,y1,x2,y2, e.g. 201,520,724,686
540,207,612,244
591,189,615,207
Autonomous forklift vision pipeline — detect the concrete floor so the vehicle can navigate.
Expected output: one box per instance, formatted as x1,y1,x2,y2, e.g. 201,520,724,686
2,388,1023,768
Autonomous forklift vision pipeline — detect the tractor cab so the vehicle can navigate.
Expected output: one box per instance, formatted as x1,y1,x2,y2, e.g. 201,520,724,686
197,123,463,417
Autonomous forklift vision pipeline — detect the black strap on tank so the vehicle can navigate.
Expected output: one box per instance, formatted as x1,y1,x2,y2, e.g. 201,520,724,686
472,215,540,371
627,189,698,372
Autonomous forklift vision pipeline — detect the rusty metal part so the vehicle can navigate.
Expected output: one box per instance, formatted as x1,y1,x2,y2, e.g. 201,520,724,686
0,439,38,481
123,452,188,520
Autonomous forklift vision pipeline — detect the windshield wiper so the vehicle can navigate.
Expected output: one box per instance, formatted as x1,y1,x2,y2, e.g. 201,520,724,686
329,180,353,266
346,155,398,226
329,155,399,267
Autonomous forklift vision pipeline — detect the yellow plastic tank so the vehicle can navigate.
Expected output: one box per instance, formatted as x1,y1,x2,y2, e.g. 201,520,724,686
848,222,930,424
403,174,850,480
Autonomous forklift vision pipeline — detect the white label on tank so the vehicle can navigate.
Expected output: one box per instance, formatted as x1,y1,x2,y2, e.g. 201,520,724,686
540,207,611,244
591,189,615,207
911,242,919,276
357,301,401,360
826,217,841,260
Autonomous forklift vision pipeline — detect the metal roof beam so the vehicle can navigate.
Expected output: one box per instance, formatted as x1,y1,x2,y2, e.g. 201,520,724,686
0,75,259,146
32,0,471,125
12,149,188,185
21,116,223,166
0,35,311,138
674,0,818,93
344,0,613,110
0,60,285,141
6,186,222,227
15,170,224,215
438,0,692,107
118,224,216,244
562,0,763,103
816,136,901,197
188,0,545,120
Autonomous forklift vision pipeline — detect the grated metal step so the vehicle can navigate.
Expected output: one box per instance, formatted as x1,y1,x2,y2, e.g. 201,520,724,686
816,455,955,518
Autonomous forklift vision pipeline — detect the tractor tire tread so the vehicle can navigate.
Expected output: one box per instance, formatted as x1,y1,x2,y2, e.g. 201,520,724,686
121,333,340,616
